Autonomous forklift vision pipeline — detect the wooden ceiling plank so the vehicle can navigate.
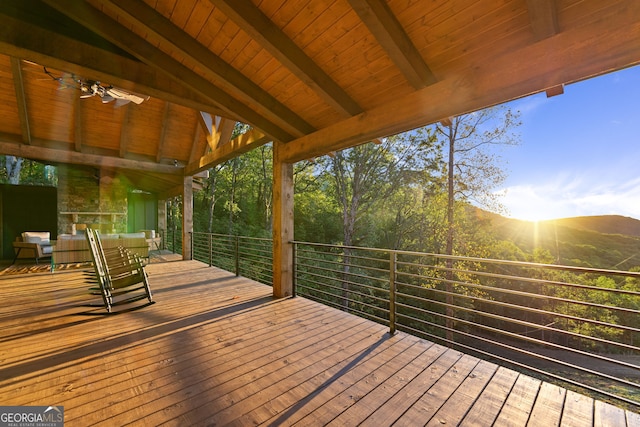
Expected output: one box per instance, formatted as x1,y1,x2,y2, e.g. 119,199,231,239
74,95,83,152
94,0,315,137
188,121,204,164
186,128,270,174
526,0,559,40
9,57,31,144
40,0,295,143
279,2,640,163
156,102,171,162
209,0,363,117
0,13,224,115
118,104,132,158
0,137,182,174
346,0,437,89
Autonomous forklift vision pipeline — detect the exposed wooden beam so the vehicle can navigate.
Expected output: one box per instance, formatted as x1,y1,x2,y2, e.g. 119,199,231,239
278,3,640,163
0,136,182,174
156,102,171,162
526,0,559,40
185,128,271,175
0,13,223,115
41,0,296,142
9,57,31,144
211,117,236,150
119,104,131,158
347,0,436,89
272,140,294,298
181,175,193,260
439,117,453,127
94,0,315,138
209,0,363,117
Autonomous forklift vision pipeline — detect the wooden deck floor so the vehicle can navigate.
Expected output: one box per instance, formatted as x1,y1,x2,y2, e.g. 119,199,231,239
1,259,639,426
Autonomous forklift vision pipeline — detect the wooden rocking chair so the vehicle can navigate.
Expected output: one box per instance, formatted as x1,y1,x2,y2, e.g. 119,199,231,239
85,228,153,313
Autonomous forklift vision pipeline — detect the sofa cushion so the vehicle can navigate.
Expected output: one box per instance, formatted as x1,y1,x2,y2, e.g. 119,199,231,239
58,234,85,240
119,232,146,239
22,231,51,245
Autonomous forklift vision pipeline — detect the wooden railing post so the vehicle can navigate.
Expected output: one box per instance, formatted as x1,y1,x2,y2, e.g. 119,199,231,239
292,243,297,297
208,233,213,267
389,251,397,335
235,235,240,276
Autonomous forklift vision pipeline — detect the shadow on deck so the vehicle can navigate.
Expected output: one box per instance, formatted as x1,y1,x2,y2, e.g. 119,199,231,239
0,259,638,426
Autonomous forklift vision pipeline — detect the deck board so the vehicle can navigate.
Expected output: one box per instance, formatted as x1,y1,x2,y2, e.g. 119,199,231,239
0,259,638,426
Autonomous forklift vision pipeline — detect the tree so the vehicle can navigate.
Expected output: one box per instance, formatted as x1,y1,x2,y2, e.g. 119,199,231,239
0,156,56,186
436,106,521,257
435,106,521,339
5,156,23,184
327,130,438,248
323,130,439,306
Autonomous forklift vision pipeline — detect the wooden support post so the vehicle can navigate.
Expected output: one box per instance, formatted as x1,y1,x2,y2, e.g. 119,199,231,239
182,176,193,260
157,198,166,249
273,141,294,298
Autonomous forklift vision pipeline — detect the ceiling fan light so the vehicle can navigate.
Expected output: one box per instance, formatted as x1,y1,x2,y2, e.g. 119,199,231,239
79,82,94,98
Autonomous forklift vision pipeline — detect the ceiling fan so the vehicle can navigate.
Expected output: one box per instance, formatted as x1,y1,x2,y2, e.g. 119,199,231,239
44,67,150,107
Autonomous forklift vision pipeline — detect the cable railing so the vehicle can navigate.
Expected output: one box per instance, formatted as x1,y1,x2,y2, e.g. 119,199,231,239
192,232,273,285
184,232,640,410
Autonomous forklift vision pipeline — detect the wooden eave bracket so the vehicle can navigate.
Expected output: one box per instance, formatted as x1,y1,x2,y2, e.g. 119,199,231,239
545,85,564,98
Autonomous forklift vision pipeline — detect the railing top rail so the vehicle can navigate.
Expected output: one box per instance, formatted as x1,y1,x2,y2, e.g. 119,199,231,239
192,232,272,243
292,240,640,278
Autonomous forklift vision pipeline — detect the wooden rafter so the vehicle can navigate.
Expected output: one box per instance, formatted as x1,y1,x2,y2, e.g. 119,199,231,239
9,57,31,144
40,0,296,142
210,117,236,150
186,128,270,175
94,0,315,138
0,12,221,115
0,138,182,174
279,3,640,163
526,0,559,40
346,0,436,89
209,0,363,117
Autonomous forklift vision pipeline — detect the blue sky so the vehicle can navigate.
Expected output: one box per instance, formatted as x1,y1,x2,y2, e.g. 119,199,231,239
494,64,640,221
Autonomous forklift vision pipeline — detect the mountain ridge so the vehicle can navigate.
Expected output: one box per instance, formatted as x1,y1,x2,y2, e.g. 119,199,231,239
538,215,640,238
474,210,640,270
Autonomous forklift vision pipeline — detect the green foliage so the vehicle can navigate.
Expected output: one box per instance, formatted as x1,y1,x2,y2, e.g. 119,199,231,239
486,212,640,270
0,156,57,186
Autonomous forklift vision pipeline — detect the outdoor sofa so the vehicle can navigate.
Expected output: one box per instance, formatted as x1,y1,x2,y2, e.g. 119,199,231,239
52,232,149,265
12,231,54,264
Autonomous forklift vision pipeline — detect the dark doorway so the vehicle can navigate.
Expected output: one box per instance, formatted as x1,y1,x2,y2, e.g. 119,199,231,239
1,184,57,260
127,191,157,233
